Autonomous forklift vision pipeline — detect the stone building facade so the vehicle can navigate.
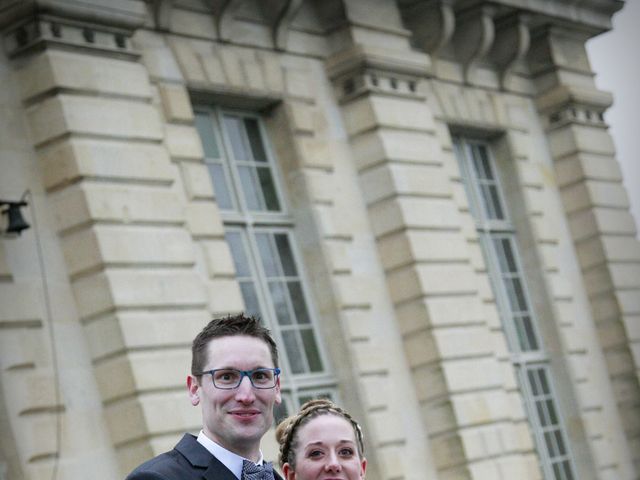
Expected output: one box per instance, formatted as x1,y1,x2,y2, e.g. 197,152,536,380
0,0,638,479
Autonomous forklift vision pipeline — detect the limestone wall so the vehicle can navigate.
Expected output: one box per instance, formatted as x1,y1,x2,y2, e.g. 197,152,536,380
0,1,638,480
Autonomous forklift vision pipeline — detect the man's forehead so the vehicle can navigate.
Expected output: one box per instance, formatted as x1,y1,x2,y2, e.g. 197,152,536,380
207,333,268,346
204,335,274,364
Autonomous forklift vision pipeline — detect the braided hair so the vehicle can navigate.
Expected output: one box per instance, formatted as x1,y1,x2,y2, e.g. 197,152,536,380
275,399,365,469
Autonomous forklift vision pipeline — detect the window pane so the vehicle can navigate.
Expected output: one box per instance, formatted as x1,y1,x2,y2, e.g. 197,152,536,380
501,238,518,273
195,112,220,158
505,277,528,312
288,281,310,324
245,118,267,162
269,281,293,325
479,184,497,219
553,462,563,480
282,330,305,374
225,115,250,161
256,233,279,277
515,316,531,351
471,155,484,179
207,163,233,210
477,145,493,178
472,147,491,179
545,431,558,457
528,368,541,395
539,368,550,394
301,328,323,372
257,166,280,211
562,461,574,480
487,185,504,219
226,232,251,277
522,316,539,351
494,237,518,274
546,399,558,425
555,430,566,455
274,400,289,425
536,400,550,427
240,281,261,319
239,166,262,210
275,233,297,276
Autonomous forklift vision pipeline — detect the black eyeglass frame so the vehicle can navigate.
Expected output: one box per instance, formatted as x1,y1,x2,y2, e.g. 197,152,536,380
196,367,281,390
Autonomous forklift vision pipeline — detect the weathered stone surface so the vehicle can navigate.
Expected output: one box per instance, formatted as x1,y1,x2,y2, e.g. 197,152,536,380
18,50,151,102
39,138,175,191
27,95,163,146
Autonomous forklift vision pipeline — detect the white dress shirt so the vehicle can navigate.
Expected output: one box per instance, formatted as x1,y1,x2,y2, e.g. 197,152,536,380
197,430,264,479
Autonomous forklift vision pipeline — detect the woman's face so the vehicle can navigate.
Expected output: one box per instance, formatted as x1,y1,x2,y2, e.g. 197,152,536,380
283,414,366,480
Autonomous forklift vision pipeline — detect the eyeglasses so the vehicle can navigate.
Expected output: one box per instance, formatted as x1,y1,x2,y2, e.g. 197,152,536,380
197,368,281,389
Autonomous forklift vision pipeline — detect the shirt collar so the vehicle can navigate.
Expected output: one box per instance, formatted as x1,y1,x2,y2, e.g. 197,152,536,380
197,430,264,479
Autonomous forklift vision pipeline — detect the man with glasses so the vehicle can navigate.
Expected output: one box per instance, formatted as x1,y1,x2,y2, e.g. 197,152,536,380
126,313,283,480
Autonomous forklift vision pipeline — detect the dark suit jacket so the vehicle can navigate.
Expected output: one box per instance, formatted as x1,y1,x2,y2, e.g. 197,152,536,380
125,433,284,480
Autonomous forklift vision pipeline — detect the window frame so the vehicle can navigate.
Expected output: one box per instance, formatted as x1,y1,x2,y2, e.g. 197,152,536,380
194,104,337,413
454,137,577,480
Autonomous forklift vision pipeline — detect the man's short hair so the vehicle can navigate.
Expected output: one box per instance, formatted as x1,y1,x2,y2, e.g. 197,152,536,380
191,313,279,375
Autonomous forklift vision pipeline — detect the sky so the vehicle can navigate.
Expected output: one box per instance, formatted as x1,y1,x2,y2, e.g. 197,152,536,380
586,0,640,237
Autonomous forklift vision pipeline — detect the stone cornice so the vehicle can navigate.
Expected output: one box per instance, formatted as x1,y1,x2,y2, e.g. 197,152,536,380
537,84,613,113
326,44,431,81
452,0,622,34
536,84,613,129
0,0,146,59
0,0,147,32
325,44,431,103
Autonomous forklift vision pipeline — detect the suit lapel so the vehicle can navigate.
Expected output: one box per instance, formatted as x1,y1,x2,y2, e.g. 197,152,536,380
174,434,284,480
202,457,239,480
174,434,244,480
175,434,213,468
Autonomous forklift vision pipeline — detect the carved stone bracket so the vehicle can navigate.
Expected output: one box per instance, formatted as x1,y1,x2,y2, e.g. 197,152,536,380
272,0,303,50
146,0,175,31
204,0,302,50
491,12,530,90
201,0,246,42
453,5,496,84
400,0,455,58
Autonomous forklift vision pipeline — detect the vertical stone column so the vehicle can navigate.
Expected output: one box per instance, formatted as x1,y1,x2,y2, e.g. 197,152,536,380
325,4,538,478
1,1,211,476
531,26,640,476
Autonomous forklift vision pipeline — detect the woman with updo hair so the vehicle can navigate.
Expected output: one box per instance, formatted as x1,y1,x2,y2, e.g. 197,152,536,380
275,399,367,480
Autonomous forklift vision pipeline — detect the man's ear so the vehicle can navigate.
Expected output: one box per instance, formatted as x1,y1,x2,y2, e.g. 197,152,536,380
274,375,282,405
187,375,200,406
282,463,295,480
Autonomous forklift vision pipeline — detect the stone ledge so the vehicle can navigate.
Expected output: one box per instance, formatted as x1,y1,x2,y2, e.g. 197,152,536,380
326,43,431,82
0,0,146,32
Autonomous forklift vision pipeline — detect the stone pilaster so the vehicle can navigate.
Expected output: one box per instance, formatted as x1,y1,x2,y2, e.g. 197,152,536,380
531,25,640,477
326,5,538,477
1,1,214,476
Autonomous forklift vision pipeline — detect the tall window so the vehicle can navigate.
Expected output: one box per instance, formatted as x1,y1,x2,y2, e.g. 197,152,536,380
194,106,335,417
454,138,576,480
